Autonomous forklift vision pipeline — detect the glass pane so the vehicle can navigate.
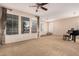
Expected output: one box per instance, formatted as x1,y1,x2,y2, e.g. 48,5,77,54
21,16,30,33
6,14,18,35
41,23,43,32
31,20,37,33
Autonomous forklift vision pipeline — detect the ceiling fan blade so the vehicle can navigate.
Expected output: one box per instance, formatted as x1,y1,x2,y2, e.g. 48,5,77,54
41,7,48,11
36,3,48,6
41,3,48,6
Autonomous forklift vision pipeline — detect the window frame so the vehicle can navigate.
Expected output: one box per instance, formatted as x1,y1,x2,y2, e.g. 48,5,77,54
6,14,19,35
21,16,30,34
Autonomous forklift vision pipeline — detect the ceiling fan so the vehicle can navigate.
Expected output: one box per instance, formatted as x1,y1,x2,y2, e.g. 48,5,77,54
30,3,48,12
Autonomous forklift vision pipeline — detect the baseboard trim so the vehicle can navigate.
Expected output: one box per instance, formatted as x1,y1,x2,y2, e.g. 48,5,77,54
1,38,37,48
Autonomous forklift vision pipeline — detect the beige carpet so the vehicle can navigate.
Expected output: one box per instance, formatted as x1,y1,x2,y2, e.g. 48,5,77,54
0,35,79,56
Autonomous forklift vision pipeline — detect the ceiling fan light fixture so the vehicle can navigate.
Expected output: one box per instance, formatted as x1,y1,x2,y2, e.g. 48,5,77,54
29,3,48,12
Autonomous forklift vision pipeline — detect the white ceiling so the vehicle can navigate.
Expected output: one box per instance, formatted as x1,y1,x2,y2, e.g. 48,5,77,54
1,3,79,19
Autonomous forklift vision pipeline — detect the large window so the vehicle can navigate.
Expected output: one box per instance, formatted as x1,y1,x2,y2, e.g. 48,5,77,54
21,16,30,33
6,14,18,35
31,20,37,33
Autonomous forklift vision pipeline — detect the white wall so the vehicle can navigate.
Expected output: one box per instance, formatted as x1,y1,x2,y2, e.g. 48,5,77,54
40,21,53,36
40,22,47,36
5,9,37,44
49,22,53,33
53,16,79,35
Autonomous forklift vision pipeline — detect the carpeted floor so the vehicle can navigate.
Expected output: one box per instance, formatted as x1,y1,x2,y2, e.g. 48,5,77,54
0,35,79,56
